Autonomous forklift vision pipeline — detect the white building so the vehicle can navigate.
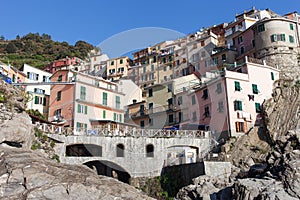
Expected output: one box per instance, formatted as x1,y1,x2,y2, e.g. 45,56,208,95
20,64,52,117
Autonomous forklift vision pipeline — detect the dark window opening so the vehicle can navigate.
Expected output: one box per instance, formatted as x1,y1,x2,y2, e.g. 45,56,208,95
116,144,125,157
146,144,154,157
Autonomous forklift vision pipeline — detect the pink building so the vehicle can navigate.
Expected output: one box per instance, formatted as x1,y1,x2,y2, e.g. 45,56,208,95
43,57,83,73
49,69,126,134
187,56,279,139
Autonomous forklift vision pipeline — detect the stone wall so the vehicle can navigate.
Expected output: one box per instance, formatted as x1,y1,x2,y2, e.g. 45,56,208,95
48,134,211,177
204,161,231,179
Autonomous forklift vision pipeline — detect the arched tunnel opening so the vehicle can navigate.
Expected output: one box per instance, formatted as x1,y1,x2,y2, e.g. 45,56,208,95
84,160,131,184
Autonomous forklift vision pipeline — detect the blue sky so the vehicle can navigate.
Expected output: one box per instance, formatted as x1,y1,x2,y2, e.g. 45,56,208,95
1,0,299,56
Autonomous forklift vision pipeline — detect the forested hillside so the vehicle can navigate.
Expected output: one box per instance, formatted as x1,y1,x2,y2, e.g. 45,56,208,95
0,33,94,68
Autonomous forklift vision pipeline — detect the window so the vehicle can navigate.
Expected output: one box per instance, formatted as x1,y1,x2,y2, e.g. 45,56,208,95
140,105,145,115
218,101,224,112
113,113,117,121
271,34,277,42
120,59,123,64
148,88,153,97
140,120,145,128
177,96,183,105
115,96,120,109
102,92,107,105
110,61,114,65
258,24,265,32
34,88,45,94
54,109,61,117
234,81,241,91
204,106,210,117
169,64,172,70
57,91,61,101
252,40,255,48
252,84,259,94
119,114,122,122
193,43,197,49
80,86,86,100
238,36,243,44
255,103,261,113
234,100,243,111
290,23,294,30
146,144,154,157
163,66,167,71
221,54,226,61
149,103,153,112
168,114,174,123
163,57,166,63
103,110,106,119
192,112,197,122
168,55,172,62
289,35,294,43
151,64,154,71
201,51,206,57
167,83,172,92
116,144,124,157
240,46,245,54
235,122,246,132
271,72,274,80
192,95,196,105
202,89,208,100
27,72,39,81
216,83,222,93
178,112,182,122
76,122,87,131
149,118,153,126
201,41,205,46
271,34,286,42
77,104,87,114
42,76,49,82
167,98,173,107
164,76,167,81
58,75,62,82
34,96,39,104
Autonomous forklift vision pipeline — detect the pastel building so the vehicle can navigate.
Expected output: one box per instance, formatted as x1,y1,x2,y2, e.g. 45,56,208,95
20,64,52,117
0,62,26,83
188,57,280,138
106,56,132,82
49,70,126,134
43,56,83,74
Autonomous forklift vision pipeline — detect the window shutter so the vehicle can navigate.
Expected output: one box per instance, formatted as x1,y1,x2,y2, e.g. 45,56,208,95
271,72,274,80
239,101,243,111
235,81,241,91
252,84,258,94
235,122,239,132
43,97,46,106
84,106,87,114
77,104,81,113
34,96,39,104
103,110,106,119
114,113,117,121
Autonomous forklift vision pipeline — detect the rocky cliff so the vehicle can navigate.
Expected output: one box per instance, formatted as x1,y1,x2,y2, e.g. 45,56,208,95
0,81,153,200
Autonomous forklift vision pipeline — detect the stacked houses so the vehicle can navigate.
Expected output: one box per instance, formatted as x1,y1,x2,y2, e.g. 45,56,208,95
1,7,299,139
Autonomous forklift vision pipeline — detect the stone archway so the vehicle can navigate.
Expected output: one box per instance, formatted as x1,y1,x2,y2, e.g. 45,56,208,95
84,160,131,184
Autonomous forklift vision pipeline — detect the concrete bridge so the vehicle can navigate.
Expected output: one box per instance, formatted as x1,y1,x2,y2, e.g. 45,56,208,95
38,123,213,182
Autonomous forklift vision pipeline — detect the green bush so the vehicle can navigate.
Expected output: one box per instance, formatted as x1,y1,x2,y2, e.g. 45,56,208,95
52,154,60,163
50,141,55,148
31,141,41,150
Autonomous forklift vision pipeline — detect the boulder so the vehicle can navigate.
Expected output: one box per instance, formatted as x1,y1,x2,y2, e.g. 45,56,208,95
0,146,153,200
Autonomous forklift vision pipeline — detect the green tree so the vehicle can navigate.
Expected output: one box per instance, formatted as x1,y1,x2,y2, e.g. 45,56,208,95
6,42,17,53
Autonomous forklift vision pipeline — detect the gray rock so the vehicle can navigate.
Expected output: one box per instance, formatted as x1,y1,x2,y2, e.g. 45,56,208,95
0,146,153,200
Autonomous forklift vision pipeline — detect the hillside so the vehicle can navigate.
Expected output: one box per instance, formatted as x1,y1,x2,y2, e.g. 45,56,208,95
0,33,94,68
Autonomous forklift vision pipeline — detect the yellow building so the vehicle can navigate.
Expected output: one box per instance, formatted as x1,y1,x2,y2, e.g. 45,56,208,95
106,56,132,81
